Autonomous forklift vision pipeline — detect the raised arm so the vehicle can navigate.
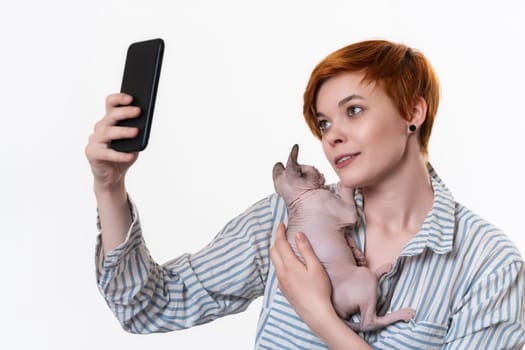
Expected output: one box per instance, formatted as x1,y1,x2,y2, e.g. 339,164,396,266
95,195,276,333
85,93,140,254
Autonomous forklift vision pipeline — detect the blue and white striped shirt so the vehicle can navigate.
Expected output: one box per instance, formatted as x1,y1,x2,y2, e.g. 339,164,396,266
95,165,525,349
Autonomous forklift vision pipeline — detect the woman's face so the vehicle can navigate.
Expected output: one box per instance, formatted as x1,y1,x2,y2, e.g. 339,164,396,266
316,72,411,188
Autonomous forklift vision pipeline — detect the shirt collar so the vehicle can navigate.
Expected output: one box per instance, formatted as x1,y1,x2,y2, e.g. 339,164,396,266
353,163,456,256
402,163,455,255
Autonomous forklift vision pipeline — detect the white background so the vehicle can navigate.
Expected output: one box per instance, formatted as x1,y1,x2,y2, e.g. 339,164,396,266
1,0,524,349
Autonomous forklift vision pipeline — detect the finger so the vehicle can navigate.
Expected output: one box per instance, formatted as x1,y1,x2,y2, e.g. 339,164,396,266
270,223,287,268
105,93,133,110
275,222,287,242
102,126,139,144
294,232,321,270
87,126,139,159
99,148,138,163
272,223,314,271
94,106,140,133
86,143,138,163
269,244,282,270
90,123,139,145
105,105,141,124
274,223,301,263
271,222,304,273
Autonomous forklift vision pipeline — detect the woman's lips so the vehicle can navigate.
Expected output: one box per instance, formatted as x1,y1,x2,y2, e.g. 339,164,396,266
334,153,360,169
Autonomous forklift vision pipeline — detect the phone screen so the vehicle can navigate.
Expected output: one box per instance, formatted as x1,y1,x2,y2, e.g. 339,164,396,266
110,38,164,152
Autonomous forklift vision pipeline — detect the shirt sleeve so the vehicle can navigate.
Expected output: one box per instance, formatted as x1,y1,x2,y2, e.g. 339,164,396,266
443,257,525,349
95,195,277,334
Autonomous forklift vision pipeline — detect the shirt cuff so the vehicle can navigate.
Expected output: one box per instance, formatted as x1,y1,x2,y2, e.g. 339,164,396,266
95,195,143,272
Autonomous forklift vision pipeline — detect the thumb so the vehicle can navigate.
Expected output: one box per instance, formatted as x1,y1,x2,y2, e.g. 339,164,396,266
294,232,320,268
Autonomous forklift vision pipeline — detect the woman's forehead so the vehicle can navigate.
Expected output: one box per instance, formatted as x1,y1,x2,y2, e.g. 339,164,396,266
316,72,380,108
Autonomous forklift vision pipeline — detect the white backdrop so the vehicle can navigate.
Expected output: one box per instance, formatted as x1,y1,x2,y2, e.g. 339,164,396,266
1,0,524,349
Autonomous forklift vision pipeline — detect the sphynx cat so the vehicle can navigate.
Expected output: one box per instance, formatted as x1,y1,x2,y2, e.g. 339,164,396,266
272,144,415,332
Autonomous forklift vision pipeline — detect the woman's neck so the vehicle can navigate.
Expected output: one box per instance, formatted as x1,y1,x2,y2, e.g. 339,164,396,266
361,154,433,237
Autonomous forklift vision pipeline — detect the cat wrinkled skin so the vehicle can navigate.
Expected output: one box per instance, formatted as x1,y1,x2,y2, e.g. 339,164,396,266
273,144,415,331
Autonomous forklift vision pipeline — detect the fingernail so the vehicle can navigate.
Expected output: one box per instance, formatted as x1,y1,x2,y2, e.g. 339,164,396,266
296,232,305,242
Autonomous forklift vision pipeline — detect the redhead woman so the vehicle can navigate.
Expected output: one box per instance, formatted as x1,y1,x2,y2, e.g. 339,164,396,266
86,40,524,349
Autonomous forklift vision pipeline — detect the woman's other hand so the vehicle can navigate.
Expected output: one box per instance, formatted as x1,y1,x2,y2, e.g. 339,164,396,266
270,223,371,350
270,223,334,332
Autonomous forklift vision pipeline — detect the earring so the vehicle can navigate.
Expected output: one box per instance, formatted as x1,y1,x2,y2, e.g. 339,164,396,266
409,124,417,132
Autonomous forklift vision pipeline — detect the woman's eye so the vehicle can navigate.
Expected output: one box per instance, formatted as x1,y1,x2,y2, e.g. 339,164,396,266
347,105,363,117
318,119,331,132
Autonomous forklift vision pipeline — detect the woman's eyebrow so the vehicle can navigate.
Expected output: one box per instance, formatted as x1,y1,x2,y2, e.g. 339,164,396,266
338,94,365,107
316,94,365,118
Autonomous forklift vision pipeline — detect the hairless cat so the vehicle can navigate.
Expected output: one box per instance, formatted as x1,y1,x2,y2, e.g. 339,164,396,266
272,144,415,332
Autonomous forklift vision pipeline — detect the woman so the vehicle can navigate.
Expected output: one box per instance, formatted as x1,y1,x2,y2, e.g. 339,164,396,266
86,40,524,349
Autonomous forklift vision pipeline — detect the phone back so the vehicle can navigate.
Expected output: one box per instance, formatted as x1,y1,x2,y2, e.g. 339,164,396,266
111,38,164,152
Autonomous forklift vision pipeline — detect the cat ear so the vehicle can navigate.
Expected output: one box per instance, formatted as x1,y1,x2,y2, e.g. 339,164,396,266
272,162,285,181
286,144,302,176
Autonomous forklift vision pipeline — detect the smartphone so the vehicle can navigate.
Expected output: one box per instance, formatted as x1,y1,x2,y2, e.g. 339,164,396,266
110,38,164,152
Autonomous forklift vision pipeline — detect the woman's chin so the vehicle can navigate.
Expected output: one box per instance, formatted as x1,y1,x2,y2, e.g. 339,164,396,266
336,175,362,189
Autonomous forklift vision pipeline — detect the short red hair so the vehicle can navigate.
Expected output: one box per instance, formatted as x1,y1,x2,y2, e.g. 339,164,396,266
303,40,440,155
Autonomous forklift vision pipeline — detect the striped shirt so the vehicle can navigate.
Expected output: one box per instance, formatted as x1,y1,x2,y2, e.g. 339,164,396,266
95,165,525,349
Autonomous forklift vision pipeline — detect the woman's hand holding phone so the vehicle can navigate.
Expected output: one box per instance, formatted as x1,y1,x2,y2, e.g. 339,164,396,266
85,93,140,194
87,38,164,192
86,38,164,253
85,93,143,254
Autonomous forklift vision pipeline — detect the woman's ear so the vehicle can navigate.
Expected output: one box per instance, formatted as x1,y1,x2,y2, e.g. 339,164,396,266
409,96,427,128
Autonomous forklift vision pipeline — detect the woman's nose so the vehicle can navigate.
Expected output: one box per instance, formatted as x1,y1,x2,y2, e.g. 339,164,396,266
325,120,347,146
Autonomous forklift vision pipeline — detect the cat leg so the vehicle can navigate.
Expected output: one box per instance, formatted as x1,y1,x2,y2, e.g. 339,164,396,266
348,303,415,332
344,229,368,267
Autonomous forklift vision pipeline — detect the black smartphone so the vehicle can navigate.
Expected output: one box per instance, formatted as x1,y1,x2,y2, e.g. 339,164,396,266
110,38,164,152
